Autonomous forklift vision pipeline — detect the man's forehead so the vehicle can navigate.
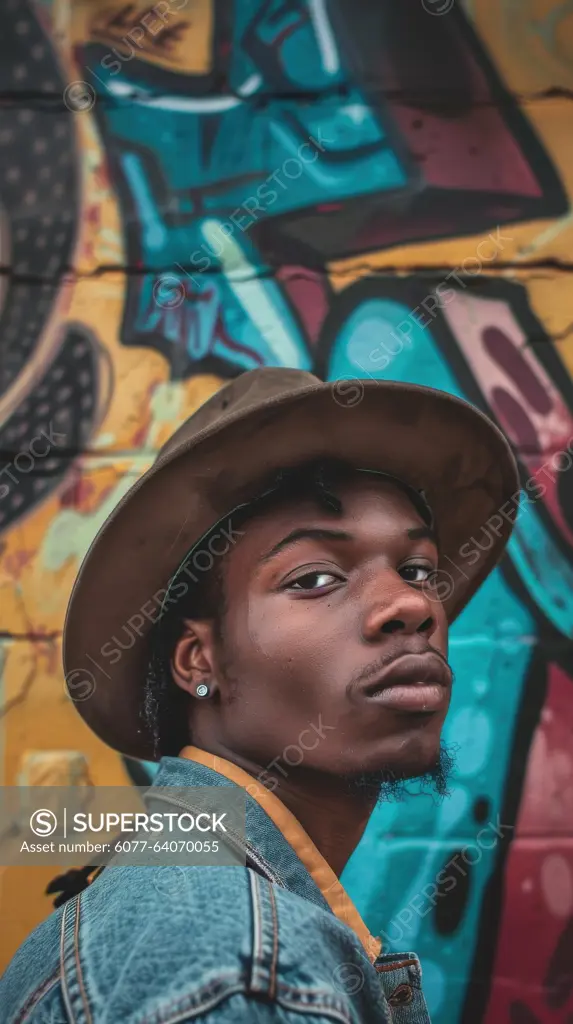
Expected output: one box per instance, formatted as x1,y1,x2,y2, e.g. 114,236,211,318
233,477,433,554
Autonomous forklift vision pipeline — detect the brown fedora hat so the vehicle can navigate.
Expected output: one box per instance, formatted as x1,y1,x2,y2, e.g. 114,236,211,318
63,368,519,761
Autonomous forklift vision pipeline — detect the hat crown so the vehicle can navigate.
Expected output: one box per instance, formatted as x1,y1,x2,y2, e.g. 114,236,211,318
159,367,321,460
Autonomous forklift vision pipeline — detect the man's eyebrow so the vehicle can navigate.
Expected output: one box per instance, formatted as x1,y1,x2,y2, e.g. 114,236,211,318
408,525,438,544
259,525,438,565
259,528,353,564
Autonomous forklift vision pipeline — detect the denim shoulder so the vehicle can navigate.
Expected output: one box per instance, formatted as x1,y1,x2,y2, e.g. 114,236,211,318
1,863,257,1022
0,864,389,1023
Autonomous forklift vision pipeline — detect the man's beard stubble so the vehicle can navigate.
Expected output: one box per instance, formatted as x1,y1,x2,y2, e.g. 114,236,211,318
342,742,457,804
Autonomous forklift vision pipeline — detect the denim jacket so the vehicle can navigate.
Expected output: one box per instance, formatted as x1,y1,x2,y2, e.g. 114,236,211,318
1,755,431,1023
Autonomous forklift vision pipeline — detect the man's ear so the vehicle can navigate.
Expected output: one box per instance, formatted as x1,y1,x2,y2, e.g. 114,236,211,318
171,618,219,697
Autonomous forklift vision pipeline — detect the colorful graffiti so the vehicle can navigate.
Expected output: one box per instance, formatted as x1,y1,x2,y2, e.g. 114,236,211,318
1,1,573,1021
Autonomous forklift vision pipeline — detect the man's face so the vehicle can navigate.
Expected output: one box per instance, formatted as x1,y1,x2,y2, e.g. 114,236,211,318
188,476,452,784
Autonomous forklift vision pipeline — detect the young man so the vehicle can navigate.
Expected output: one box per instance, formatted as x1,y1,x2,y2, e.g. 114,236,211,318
1,369,518,1022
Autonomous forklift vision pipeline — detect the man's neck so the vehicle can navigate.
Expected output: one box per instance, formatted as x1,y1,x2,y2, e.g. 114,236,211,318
193,743,377,876
269,773,376,876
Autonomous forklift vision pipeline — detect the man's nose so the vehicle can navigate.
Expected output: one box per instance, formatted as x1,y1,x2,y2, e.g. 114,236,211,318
361,570,436,640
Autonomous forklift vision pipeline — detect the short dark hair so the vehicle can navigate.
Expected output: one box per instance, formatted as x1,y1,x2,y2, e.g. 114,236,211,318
141,457,433,758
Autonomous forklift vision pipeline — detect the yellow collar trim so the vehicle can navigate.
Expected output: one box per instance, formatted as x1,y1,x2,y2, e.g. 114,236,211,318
180,745,382,963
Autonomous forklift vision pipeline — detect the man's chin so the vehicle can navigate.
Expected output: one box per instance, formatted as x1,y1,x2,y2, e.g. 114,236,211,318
342,743,456,803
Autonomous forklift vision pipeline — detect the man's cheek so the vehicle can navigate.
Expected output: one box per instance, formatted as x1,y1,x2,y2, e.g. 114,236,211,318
244,595,315,655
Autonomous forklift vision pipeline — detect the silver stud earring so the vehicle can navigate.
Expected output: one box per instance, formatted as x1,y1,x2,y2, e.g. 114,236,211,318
195,683,210,698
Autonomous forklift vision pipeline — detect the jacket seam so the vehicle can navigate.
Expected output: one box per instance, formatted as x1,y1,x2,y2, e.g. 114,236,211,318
136,975,247,1024
245,843,286,888
277,994,353,1024
74,894,93,1024
267,880,279,999
276,982,353,1022
248,873,280,999
252,872,263,986
135,981,354,1024
61,894,93,1024
60,900,73,1022
14,967,60,1024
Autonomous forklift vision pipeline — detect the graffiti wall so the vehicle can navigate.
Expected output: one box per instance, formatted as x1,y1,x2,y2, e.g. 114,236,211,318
1,1,572,1019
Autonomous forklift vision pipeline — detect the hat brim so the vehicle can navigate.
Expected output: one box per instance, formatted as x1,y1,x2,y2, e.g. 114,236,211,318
63,379,519,760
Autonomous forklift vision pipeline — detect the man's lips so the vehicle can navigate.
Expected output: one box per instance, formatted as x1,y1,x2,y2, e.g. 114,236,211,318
359,652,452,713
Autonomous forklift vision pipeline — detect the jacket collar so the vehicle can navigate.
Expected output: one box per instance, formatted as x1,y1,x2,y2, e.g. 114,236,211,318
152,751,381,962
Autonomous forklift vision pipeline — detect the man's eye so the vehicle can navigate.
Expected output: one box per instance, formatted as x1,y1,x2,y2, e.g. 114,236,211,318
400,564,433,584
288,571,341,591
